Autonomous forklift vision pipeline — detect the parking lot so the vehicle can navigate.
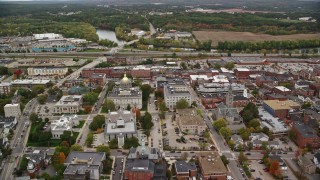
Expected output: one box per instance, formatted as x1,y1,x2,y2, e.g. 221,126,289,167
162,114,200,150
36,103,55,117
250,160,274,180
92,133,105,147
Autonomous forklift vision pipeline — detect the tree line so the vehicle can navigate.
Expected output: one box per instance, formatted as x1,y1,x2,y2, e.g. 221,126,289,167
217,39,320,51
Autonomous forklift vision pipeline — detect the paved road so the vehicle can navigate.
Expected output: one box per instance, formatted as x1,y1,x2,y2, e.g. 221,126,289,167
112,157,125,180
185,82,245,180
0,99,38,180
148,93,162,150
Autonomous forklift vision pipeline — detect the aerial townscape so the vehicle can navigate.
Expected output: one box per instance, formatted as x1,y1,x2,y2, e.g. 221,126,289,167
0,0,320,180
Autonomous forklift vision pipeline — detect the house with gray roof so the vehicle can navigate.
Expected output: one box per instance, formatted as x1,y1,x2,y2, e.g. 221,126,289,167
63,151,106,180
231,134,244,149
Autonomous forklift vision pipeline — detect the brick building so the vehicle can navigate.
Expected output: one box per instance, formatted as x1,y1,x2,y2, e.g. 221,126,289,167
197,152,227,180
292,122,320,149
174,161,197,180
131,66,152,79
86,73,107,87
0,82,11,95
262,100,300,119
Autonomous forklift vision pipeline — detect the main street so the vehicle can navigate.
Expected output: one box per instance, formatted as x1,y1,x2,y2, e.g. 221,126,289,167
0,99,38,180
185,81,246,180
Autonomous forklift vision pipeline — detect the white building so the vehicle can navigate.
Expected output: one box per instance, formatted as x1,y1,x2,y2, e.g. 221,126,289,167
163,79,192,110
0,82,11,95
11,79,51,88
51,114,79,139
27,67,68,77
4,104,21,118
33,33,62,40
53,95,83,114
104,110,137,148
108,74,142,109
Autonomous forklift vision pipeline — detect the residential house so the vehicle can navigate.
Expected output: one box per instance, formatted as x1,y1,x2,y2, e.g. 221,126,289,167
269,155,287,171
230,134,244,149
298,156,316,174
313,152,320,168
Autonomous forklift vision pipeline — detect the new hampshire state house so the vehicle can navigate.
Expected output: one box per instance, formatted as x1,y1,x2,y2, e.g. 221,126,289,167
107,73,142,109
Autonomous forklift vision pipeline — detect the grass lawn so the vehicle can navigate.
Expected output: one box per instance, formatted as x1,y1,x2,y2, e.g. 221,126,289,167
73,120,85,128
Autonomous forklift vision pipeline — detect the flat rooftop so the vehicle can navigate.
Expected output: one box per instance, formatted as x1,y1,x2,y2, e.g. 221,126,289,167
198,151,227,175
65,151,105,165
258,108,289,133
263,100,300,110
176,108,206,126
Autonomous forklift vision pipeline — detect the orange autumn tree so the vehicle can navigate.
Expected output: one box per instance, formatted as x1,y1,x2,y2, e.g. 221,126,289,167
269,160,281,177
59,152,66,164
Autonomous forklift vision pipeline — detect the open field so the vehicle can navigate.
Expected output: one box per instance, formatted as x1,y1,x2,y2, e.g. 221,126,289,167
193,31,320,46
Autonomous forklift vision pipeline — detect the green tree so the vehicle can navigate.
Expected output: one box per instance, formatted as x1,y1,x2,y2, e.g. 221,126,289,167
175,99,189,109
83,92,99,106
224,62,234,70
141,112,154,136
0,66,10,75
31,85,45,96
123,137,139,149
228,140,235,150
248,119,260,129
41,172,51,180
89,115,105,131
37,94,48,104
180,62,187,70
213,118,227,131
238,151,248,164
126,104,131,111
108,139,118,149
239,127,251,141
70,144,84,152
159,101,167,111
241,102,259,123
96,145,110,157
29,112,39,123
140,84,153,102
219,127,232,140
101,99,116,113
86,132,93,147
220,155,229,166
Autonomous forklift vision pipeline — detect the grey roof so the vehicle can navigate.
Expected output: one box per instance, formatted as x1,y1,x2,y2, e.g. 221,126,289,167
231,134,243,143
106,110,135,122
128,146,160,160
108,87,142,97
233,95,248,101
65,151,105,165
294,122,319,138
314,152,320,162
174,161,196,173
64,164,100,180
125,159,166,179
0,116,16,123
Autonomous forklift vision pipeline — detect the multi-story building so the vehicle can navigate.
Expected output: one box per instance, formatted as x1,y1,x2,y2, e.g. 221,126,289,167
11,79,51,88
131,66,152,79
53,95,83,114
86,73,107,87
197,151,228,180
63,151,106,180
51,115,79,139
0,82,11,95
27,66,68,77
174,161,197,180
292,122,320,149
262,100,300,119
163,79,192,110
25,150,48,176
108,74,142,109
4,103,21,118
0,116,17,129
124,143,166,180
104,110,137,148
176,108,206,135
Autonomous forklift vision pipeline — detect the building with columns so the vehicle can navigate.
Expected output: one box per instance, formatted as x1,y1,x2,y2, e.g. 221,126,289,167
104,109,137,148
107,73,142,109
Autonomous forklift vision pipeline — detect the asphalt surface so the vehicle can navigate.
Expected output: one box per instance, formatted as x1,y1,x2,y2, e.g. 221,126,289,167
185,82,245,180
112,157,125,180
0,99,38,180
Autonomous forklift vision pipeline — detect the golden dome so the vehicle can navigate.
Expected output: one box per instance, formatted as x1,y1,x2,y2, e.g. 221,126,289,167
121,73,130,84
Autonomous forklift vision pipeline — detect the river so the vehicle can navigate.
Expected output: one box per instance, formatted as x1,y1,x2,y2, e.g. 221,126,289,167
96,29,125,46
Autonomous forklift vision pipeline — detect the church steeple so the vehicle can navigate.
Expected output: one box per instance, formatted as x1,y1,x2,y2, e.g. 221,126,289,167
226,84,233,108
